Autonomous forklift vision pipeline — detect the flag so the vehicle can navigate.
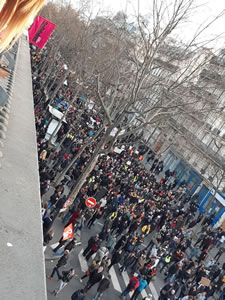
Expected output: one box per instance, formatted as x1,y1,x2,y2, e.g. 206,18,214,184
62,223,74,241
29,16,55,49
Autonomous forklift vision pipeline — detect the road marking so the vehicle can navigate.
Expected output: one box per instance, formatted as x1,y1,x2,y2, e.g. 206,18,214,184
149,281,158,299
122,269,133,296
121,269,130,286
141,289,148,298
119,264,133,295
109,266,122,293
50,242,59,249
78,249,88,272
97,222,103,226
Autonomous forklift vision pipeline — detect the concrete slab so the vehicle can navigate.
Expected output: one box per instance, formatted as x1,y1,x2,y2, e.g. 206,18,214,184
0,35,47,300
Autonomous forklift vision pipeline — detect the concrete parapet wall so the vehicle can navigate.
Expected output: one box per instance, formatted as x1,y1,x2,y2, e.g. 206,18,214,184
0,35,47,300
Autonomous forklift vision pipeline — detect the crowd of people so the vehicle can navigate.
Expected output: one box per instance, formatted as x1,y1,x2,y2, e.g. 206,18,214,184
30,45,225,300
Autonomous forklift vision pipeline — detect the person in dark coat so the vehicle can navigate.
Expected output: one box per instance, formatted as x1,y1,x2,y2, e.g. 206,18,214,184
119,252,136,273
85,239,101,261
65,238,78,252
40,179,51,198
84,266,103,292
43,215,54,237
92,275,111,300
48,250,70,279
83,235,99,257
48,191,62,209
52,268,76,296
71,289,85,300
43,230,54,246
108,249,123,271
114,234,128,252
159,282,175,300
51,195,67,217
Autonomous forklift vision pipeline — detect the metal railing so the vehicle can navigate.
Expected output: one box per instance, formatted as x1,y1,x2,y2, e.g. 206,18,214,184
0,42,19,166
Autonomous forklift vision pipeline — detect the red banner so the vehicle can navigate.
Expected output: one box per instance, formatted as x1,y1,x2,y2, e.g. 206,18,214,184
29,16,55,49
62,223,74,241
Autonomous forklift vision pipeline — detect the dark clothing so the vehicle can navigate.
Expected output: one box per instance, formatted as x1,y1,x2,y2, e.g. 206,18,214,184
85,240,100,261
65,239,77,252
57,253,69,268
97,278,110,292
85,270,103,291
111,251,123,265
43,232,53,245
61,270,74,283
83,236,97,256
49,192,60,206
71,289,85,300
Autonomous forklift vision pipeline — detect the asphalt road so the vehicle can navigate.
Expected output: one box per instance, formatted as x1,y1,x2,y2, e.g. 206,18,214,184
43,177,225,300
44,214,165,300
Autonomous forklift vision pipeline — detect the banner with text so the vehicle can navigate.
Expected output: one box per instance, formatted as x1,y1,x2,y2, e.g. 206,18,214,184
29,16,55,49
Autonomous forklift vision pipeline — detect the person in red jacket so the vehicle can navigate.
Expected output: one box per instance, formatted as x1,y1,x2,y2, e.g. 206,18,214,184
120,276,139,298
65,210,80,228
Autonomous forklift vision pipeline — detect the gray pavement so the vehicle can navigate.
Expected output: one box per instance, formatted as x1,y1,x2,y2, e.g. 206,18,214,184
43,157,225,300
44,211,165,300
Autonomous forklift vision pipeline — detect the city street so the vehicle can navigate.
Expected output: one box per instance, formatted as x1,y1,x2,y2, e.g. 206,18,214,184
45,207,164,300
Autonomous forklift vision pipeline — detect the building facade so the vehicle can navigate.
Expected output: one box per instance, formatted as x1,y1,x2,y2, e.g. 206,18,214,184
142,45,225,225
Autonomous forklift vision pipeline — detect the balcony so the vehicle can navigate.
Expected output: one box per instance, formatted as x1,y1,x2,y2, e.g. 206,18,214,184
169,117,225,170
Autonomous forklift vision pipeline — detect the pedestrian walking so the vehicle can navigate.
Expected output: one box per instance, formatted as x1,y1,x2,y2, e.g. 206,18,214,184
130,277,147,300
85,239,101,261
80,259,101,282
215,246,225,262
120,276,139,298
83,235,99,257
92,274,111,300
48,250,70,279
52,268,76,296
84,266,104,292
108,249,123,271
71,289,85,300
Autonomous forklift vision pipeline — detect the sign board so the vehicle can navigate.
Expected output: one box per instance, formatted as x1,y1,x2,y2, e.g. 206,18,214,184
200,277,211,287
63,198,73,209
29,16,55,49
110,127,118,137
85,197,96,208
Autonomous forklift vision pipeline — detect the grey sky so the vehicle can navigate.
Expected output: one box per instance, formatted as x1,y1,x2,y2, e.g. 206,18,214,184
76,0,225,49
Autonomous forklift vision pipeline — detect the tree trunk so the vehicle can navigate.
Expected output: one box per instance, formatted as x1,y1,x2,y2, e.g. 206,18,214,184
49,68,71,103
54,126,105,185
49,127,72,161
47,73,58,95
67,126,113,201
42,39,64,87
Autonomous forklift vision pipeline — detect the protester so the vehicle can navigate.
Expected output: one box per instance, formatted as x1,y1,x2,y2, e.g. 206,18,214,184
71,289,85,300
52,268,76,296
120,276,139,299
92,274,111,300
48,250,70,280
30,46,225,300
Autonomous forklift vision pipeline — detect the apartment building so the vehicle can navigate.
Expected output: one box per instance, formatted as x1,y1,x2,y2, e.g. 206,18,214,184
142,45,225,226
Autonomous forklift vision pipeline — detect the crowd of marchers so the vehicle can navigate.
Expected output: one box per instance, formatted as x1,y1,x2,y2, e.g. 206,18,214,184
30,45,225,300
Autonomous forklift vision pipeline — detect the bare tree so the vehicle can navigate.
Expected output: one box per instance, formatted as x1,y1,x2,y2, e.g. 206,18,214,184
64,0,225,201
37,0,225,202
